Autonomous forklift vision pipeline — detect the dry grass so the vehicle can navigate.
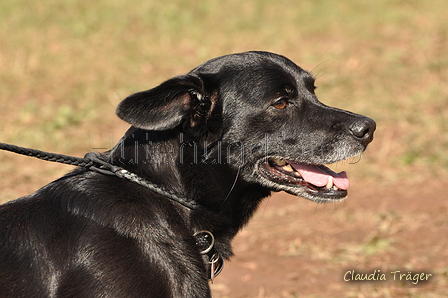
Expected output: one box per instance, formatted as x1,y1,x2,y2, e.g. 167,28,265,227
211,185,448,297
1,0,447,193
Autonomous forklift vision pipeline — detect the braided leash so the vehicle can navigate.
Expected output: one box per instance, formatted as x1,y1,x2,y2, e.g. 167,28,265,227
0,142,202,210
1,141,223,280
0,143,93,167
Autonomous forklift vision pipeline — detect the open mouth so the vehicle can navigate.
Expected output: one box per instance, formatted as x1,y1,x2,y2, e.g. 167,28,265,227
258,157,350,202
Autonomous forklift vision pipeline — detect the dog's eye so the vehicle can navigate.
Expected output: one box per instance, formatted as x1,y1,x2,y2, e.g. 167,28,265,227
272,98,288,109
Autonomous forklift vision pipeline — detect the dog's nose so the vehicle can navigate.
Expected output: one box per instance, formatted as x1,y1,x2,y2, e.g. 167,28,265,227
349,117,376,146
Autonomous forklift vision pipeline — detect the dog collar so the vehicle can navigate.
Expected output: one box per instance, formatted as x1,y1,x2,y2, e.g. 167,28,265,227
194,230,224,283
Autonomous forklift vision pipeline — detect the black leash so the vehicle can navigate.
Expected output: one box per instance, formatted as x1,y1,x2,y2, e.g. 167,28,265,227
0,142,202,211
1,141,224,281
0,142,93,167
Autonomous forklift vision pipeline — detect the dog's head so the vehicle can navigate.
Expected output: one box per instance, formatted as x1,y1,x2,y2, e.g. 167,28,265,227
117,51,376,203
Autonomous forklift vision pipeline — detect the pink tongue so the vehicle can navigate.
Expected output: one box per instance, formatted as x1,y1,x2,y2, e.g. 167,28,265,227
289,162,350,190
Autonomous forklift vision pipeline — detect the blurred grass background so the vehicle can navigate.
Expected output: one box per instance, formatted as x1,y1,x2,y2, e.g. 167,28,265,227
1,0,447,192
0,0,447,297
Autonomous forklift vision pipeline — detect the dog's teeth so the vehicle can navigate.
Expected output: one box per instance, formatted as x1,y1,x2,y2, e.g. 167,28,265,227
293,171,302,177
333,185,339,191
326,176,333,189
283,165,294,172
272,158,286,166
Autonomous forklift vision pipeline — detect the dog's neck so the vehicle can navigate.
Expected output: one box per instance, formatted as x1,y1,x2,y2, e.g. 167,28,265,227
108,127,270,234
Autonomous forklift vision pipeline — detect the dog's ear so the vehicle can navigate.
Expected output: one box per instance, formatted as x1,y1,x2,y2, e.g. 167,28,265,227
117,74,215,131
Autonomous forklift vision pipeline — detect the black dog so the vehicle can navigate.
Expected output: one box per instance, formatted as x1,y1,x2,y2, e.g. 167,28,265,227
0,51,375,297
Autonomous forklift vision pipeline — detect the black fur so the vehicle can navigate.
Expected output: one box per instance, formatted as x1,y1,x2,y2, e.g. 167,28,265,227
0,51,375,297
